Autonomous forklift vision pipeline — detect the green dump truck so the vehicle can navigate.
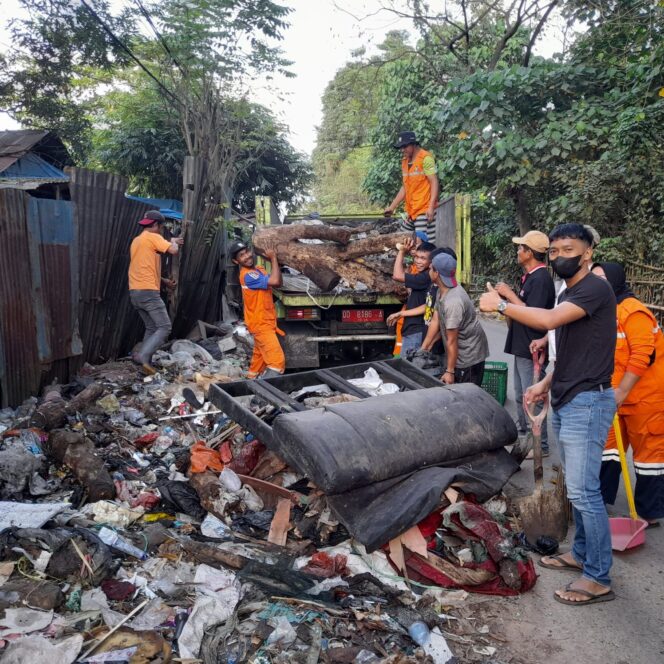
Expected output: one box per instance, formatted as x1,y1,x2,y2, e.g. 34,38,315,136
237,195,471,369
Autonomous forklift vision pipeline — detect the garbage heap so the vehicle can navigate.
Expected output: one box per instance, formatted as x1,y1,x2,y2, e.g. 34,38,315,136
0,333,535,664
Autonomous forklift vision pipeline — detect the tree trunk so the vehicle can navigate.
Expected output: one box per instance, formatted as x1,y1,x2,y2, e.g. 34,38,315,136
512,188,531,236
253,225,410,295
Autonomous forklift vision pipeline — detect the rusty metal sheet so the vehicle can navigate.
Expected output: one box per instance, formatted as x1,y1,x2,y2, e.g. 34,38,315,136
25,196,82,363
67,167,153,362
0,189,42,407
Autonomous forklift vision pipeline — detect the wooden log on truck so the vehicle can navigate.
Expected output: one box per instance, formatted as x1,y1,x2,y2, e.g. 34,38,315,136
253,225,411,295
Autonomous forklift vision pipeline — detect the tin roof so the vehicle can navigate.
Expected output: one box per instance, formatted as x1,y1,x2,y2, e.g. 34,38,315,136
0,129,73,174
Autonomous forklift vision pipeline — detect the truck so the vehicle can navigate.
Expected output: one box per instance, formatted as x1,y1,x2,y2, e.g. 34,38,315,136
230,195,471,370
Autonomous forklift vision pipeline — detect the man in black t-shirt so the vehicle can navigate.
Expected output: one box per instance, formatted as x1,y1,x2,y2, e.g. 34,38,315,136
496,230,555,453
388,239,435,356
480,223,617,608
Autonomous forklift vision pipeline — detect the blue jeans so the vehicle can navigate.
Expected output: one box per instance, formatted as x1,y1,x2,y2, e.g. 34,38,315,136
552,389,616,587
401,331,423,357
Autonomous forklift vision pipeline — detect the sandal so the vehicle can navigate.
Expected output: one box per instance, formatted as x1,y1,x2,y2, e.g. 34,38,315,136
538,554,582,571
553,583,615,606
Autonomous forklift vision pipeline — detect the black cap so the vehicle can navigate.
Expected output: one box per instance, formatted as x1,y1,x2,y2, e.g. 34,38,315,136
394,131,418,149
229,240,248,259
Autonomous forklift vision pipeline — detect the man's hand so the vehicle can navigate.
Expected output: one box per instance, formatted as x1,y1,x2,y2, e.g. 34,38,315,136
495,282,515,299
529,337,548,355
426,205,435,222
386,311,403,327
402,237,415,252
479,282,502,312
173,237,184,246
525,379,548,404
162,278,177,290
441,370,455,385
264,248,277,262
614,387,628,408
384,207,394,217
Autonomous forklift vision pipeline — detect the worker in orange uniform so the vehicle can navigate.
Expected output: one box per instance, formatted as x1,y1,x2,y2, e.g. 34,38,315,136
384,131,439,240
128,210,183,373
230,240,286,379
591,262,664,527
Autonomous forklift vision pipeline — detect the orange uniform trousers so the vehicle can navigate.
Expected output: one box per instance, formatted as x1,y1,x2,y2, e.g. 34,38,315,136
247,327,285,378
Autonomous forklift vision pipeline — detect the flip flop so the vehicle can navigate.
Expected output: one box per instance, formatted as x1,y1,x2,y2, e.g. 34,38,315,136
538,554,582,571
646,521,660,529
553,583,615,606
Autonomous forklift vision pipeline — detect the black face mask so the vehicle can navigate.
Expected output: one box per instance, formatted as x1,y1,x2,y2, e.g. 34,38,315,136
551,254,584,279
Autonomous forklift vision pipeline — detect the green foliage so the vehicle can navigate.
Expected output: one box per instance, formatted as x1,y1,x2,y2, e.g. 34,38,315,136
310,31,412,213
0,0,134,160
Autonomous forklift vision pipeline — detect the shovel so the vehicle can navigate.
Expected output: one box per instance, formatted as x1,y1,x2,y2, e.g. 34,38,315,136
609,414,648,551
515,351,568,543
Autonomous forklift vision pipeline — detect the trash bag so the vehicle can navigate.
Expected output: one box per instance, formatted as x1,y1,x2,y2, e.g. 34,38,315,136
157,480,207,521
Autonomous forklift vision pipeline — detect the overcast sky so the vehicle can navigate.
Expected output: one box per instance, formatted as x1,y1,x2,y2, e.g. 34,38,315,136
1,0,567,156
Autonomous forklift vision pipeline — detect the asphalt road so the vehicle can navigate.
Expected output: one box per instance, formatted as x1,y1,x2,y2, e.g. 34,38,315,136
480,317,664,664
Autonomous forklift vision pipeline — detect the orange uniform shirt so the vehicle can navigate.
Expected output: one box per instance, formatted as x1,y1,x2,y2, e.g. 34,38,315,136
612,297,664,412
402,148,437,219
128,231,172,291
240,265,278,333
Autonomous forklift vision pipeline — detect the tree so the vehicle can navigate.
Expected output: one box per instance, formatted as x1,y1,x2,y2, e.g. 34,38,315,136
0,0,135,160
310,31,411,213
90,79,311,210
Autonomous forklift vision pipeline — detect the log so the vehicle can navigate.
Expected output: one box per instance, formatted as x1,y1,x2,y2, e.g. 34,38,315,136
253,225,411,295
31,383,105,430
48,430,116,501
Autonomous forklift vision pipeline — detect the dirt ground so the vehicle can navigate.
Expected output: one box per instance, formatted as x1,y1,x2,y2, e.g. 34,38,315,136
481,318,664,664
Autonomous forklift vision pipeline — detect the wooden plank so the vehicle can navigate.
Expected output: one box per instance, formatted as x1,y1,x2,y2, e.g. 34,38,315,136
267,498,291,546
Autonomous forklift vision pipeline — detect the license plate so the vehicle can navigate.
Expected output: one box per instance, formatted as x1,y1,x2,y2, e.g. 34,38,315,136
342,309,384,323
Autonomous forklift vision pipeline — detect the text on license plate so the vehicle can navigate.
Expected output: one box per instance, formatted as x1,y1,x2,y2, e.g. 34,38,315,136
342,309,384,323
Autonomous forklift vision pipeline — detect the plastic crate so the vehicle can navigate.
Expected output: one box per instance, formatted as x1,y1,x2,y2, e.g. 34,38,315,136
481,361,508,406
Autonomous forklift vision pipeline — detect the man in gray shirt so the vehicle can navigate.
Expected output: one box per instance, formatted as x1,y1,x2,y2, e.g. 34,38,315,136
429,253,489,385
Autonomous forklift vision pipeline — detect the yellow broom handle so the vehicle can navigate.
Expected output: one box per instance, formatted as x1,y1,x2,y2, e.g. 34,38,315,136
613,414,638,521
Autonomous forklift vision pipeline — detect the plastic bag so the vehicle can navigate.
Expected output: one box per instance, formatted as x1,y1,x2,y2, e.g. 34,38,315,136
301,552,349,579
189,442,223,473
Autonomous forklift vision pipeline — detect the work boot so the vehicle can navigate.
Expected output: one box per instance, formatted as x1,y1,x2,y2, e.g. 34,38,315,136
260,368,283,380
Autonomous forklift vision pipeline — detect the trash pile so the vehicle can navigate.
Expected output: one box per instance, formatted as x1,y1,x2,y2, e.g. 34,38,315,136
0,343,537,663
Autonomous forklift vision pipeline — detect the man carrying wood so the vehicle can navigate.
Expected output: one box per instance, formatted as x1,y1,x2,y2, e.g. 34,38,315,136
384,131,439,240
128,210,183,373
230,240,286,379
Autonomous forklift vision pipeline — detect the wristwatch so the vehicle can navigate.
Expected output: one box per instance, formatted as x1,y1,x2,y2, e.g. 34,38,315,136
497,300,508,313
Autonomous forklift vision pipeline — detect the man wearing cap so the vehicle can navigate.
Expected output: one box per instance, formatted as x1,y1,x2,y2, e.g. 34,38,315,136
128,211,183,373
384,131,439,241
495,230,555,455
429,252,489,385
230,241,286,379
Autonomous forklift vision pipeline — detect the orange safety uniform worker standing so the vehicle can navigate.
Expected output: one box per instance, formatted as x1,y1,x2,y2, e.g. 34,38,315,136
384,131,439,241
592,262,664,525
230,240,286,379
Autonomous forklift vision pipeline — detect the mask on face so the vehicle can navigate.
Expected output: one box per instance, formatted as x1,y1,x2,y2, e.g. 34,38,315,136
551,254,583,279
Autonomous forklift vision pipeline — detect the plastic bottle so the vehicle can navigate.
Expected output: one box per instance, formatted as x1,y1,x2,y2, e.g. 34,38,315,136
408,621,431,646
98,527,148,560
163,426,180,442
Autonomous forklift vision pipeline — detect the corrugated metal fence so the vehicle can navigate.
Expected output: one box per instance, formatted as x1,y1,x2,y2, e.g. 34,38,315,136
0,166,228,407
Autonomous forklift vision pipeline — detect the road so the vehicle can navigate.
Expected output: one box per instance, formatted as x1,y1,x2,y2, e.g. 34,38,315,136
480,318,664,664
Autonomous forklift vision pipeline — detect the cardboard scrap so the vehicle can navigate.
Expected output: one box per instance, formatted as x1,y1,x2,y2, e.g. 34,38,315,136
268,498,292,546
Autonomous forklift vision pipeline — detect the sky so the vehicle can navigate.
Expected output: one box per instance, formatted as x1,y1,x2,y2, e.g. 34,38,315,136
0,0,568,156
